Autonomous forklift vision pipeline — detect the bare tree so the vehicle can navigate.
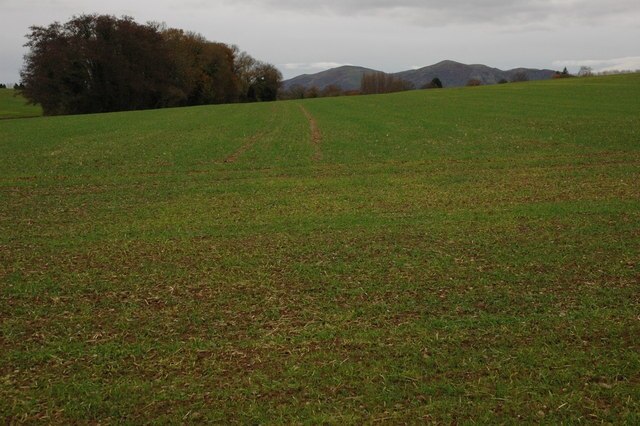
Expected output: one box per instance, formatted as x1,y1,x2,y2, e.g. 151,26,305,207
578,66,593,77
510,72,529,83
361,72,414,94
321,84,343,97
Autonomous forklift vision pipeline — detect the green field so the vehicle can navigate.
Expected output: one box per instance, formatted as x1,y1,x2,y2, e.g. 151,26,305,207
1,74,639,423
0,89,42,119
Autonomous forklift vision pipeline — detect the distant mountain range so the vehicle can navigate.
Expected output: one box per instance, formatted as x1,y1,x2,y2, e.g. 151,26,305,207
282,60,557,90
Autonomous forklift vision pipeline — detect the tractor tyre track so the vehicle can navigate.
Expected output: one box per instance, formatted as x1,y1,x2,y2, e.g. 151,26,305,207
223,131,265,164
224,104,280,164
299,105,323,161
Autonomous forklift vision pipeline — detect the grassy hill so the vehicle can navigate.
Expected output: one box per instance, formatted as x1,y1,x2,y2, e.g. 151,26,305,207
1,74,639,423
0,89,42,119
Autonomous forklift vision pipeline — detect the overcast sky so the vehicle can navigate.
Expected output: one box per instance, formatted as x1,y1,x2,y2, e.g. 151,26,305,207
1,0,639,83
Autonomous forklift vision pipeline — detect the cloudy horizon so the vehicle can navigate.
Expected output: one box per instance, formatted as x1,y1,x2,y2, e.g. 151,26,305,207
1,0,639,84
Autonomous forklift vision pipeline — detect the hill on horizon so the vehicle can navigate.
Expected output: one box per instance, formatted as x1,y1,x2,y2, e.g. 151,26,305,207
283,60,557,90
282,65,378,92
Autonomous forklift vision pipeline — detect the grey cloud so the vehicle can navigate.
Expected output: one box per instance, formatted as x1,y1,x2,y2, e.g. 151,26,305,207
222,0,640,26
281,62,352,71
1,0,639,83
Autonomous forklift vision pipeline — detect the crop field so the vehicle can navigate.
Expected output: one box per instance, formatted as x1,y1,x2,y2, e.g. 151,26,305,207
1,74,639,423
0,89,42,120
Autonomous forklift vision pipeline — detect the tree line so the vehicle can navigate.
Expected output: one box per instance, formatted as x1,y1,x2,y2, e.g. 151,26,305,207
279,70,547,100
279,72,437,100
20,14,282,115
281,65,626,99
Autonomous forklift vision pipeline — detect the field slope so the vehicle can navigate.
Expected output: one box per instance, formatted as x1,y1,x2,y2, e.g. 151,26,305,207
0,89,42,119
1,74,639,423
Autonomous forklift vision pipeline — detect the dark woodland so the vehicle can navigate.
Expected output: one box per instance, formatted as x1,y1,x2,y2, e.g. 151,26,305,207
20,14,282,115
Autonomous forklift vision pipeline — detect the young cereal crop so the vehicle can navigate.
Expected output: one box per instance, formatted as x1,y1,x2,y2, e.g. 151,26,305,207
1,74,639,423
